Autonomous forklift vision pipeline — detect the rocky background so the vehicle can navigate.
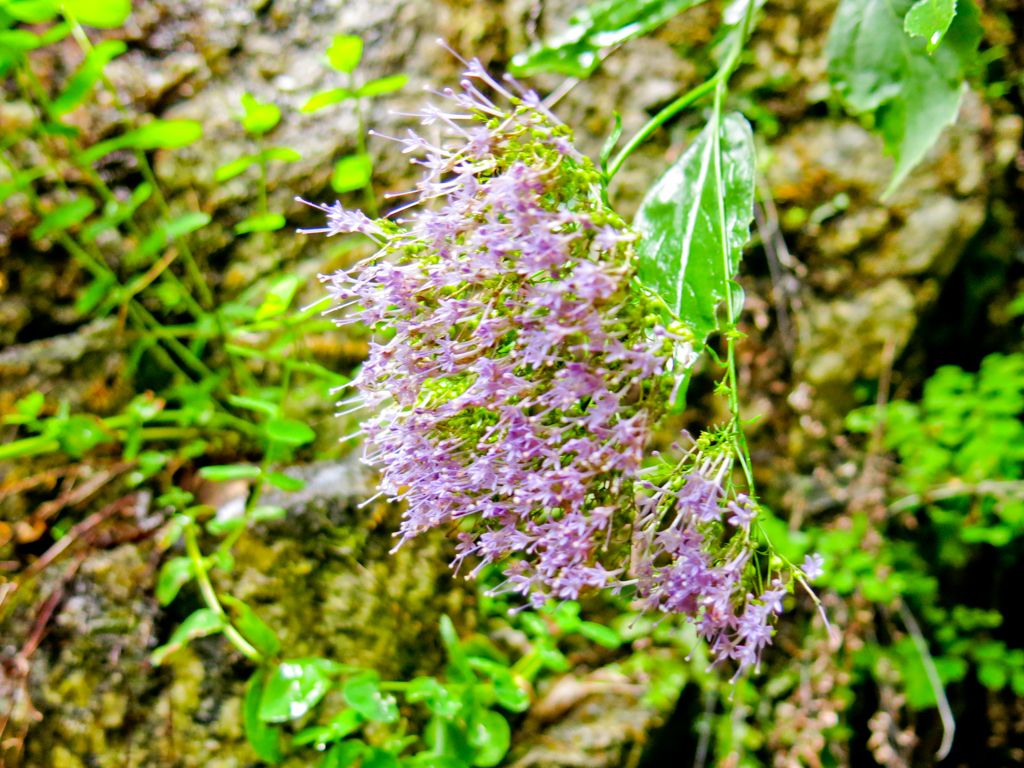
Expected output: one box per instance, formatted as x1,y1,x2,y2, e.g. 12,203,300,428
2,0,1023,766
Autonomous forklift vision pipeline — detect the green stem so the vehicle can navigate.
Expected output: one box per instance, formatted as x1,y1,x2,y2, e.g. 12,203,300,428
606,76,720,179
184,524,263,663
607,0,759,180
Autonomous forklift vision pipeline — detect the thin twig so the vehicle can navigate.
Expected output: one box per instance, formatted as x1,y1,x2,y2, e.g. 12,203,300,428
897,600,955,760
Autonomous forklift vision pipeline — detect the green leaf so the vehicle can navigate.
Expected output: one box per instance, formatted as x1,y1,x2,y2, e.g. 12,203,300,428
826,0,981,196
904,0,957,51
240,93,280,135
199,463,262,481
265,471,306,492
51,39,126,115
466,659,529,713
47,413,112,457
265,418,316,446
3,0,59,23
978,662,1008,691
12,392,45,422
245,670,283,764
156,556,194,606
79,119,203,163
1,168,46,205
578,620,621,648
326,34,363,73
406,676,464,718
511,0,705,77
256,274,303,320
63,0,131,28
355,74,408,98
81,181,152,241
331,154,372,193
225,395,279,416
633,112,755,400
259,658,337,722
134,212,210,264
214,154,260,182
293,709,363,746
0,28,45,50
235,213,286,234
251,505,287,523
439,615,474,684
222,595,281,657
300,88,355,113
261,146,302,164
425,717,475,764
342,671,399,723
31,197,96,241
151,608,225,665
362,748,400,768
323,741,367,768
467,710,510,767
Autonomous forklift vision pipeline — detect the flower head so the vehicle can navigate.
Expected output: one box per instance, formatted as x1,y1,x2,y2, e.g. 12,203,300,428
303,57,791,674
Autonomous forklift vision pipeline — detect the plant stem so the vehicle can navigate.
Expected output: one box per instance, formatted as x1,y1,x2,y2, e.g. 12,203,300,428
607,0,759,180
183,524,263,663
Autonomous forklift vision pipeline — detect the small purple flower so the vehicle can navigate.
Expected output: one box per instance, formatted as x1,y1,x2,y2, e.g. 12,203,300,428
801,553,825,581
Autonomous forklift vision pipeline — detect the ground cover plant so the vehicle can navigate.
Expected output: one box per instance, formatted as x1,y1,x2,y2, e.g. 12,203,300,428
1,0,1023,766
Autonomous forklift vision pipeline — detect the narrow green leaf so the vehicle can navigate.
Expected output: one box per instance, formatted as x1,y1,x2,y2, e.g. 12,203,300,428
326,34,363,73
3,0,59,24
63,0,131,28
578,620,621,648
156,556,194,606
265,418,316,447
511,0,705,77
81,181,152,241
199,463,262,481
826,0,981,195
31,196,96,240
0,29,44,49
264,471,306,492
634,111,755,358
342,671,399,723
331,154,372,193
51,40,127,115
245,670,283,764
904,0,957,51
256,274,303,320
250,505,287,523
259,658,337,722
292,709,363,746
225,395,279,416
300,88,355,113
355,74,408,98
261,146,302,163
214,154,260,182
1,168,46,205
222,595,282,657
135,212,210,262
79,119,202,162
235,212,286,234
439,615,474,683
151,608,225,665
240,93,280,135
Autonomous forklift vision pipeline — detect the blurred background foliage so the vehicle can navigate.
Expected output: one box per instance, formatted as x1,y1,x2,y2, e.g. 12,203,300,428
1,0,1023,767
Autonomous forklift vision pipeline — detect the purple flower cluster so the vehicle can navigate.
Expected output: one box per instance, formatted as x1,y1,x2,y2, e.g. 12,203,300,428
303,58,811,674
632,464,785,674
